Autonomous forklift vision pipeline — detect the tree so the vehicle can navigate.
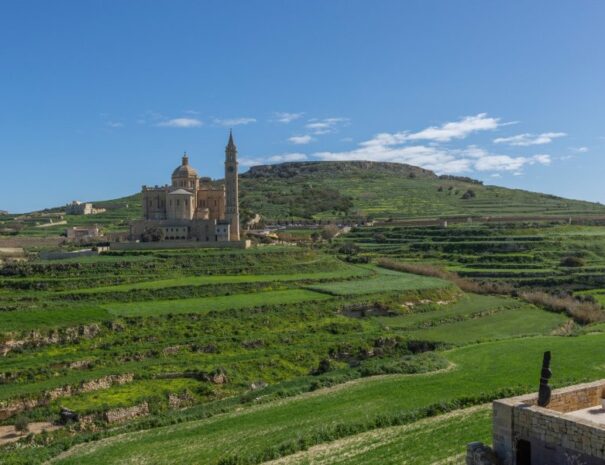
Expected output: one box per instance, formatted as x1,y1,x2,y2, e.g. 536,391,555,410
320,225,339,241
141,227,165,242
461,189,476,199
560,256,585,268
14,415,29,435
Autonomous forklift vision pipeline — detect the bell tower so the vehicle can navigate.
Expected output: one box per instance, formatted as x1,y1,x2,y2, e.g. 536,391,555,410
224,130,240,240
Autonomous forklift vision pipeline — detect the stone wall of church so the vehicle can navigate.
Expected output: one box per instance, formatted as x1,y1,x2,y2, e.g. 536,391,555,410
196,188,225,220
142,188,168,220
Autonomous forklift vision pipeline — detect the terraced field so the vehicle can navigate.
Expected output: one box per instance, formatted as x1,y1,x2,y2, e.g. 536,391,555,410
338,223,605,290
49,335,605,465
1,239,604,465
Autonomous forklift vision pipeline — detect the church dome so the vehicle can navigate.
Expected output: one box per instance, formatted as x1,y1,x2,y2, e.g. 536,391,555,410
172,153,198,178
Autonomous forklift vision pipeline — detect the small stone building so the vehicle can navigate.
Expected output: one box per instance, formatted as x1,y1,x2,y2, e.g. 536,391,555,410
65,201,106,215
468,380,605,465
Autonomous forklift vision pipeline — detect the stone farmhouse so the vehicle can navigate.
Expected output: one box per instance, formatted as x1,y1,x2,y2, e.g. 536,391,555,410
467,379,605,465
128,132,241,245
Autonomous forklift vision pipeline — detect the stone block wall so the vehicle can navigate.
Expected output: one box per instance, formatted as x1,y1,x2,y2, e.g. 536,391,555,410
488,380,605,465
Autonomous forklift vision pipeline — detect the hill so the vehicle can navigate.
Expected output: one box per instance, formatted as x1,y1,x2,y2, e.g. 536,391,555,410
2,161,605,237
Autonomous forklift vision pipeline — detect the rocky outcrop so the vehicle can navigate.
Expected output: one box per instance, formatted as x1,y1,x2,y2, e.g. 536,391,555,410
103,402,149,424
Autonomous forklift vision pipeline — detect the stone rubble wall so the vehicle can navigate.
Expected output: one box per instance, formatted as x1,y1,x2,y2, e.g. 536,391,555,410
103,402,149,424
0,323,101,357
0,373,134,420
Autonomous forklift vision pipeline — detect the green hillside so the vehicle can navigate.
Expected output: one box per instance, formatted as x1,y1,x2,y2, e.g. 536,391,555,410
2,162,605,238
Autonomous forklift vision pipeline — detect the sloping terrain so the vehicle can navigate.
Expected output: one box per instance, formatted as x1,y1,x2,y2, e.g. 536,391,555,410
2,161,605,238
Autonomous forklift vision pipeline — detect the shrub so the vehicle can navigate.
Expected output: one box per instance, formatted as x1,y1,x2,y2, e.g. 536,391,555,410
461,189,476,200
320,225,339,241
519,291,604,325
14,415,29,434
560,256,585,267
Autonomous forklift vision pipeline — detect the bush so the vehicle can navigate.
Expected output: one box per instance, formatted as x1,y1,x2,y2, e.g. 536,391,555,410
14,415,29,434
320,225,339,241
519,291,604,325
461,189,476,200
560,256,585,267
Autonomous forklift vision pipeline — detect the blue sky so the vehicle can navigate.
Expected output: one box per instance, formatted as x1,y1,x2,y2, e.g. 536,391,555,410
1,1,604,212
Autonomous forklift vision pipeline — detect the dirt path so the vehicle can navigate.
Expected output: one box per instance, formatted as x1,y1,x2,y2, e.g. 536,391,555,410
0,422,61,446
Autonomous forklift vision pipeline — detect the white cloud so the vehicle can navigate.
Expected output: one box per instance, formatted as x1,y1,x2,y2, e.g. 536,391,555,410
398,113,503,142
312,131,551,175
106,121,124,128
572,146,589,153
493,132,566,146
157,117,203,128
240,153,308,167
288,135,313,145
214,117,256,126
305,117,349,135
274,112,304,123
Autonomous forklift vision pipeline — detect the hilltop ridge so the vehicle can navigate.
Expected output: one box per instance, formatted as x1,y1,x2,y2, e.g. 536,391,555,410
2,161,605,237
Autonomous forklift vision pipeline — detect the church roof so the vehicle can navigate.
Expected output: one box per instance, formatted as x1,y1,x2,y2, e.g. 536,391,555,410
168,189,194,195
172,153,198,178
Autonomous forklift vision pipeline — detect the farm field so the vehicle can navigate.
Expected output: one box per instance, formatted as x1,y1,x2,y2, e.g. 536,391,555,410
263,405,492,465
49,334,605,465
337,223,605,291
1,234,605,465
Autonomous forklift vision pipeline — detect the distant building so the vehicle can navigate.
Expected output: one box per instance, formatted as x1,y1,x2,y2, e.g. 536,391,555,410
128,132,241,243
65,226,101,241
65,201,106,215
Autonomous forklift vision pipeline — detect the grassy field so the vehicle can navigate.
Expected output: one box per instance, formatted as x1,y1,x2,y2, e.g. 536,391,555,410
49,334,605,465
307,267,450,296
265,405,492,465
103,288,332,317
0,230,604,465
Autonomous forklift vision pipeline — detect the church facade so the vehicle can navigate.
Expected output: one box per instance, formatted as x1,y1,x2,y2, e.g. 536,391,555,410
129,132,240,243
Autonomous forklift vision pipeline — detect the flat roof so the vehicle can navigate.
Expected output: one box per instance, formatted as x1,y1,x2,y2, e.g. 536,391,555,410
567,405,605,426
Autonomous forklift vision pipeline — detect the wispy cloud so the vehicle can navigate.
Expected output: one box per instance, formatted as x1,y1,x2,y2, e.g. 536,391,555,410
494,132,566,146
106,121,124,128
273,112,304,124
288,135,314,145
312,131,551,174
157,117,203,128
214,117,256,127
240,153,308,167
305,117,349,135
363,113,504,145
572,146,589,153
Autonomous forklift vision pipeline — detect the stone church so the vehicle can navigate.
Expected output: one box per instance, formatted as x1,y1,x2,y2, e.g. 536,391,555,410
129,132,240,243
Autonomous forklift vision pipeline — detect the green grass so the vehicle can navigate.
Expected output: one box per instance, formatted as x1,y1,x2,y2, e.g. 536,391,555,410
404,306,568,344
61,268,372,295
59,378,201,412
52,334,605,465
308,267,450,296
266,406,491,465
103,289,333,317
0,306,111,333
